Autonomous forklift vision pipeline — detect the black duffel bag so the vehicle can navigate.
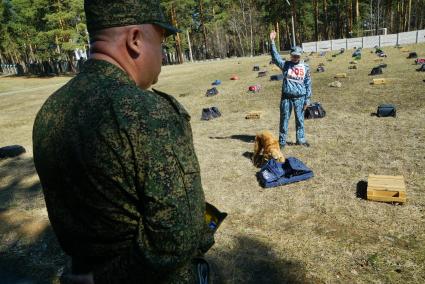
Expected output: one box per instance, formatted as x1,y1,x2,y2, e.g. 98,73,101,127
305,102,326,119
377,104,396,117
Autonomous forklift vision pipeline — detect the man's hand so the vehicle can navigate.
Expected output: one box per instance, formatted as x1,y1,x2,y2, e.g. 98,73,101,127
303,104,308,111
270,31,277,41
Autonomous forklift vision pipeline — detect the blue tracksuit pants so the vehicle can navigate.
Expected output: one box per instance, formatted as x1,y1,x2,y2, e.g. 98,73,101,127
279,96,306,146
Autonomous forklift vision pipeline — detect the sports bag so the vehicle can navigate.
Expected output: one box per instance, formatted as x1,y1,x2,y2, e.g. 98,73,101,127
377,104,396,117
417,64,425,72
205,87,219,97
407,52,418,59
415,58,425,65
370,66,383,76
305,102,326,119
257,158,314,188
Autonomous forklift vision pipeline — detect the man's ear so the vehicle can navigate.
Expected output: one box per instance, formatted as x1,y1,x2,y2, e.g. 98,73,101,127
127,26,143,59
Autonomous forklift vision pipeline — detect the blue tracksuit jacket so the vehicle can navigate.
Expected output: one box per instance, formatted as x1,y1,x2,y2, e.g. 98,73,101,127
270,42,312,102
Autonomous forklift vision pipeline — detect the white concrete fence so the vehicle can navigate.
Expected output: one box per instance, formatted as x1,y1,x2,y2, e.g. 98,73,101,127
302,29,425,52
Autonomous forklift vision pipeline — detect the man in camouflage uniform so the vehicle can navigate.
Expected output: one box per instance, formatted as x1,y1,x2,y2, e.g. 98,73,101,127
32,1,215,283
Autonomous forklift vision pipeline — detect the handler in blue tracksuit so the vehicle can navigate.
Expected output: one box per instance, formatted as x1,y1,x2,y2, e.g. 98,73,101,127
270,30,312,148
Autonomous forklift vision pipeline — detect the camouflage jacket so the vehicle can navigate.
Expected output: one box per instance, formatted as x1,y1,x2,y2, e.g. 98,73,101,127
33,59,213,283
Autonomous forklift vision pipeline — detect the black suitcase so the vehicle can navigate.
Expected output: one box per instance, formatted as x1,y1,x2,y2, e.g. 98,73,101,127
377,104,396,117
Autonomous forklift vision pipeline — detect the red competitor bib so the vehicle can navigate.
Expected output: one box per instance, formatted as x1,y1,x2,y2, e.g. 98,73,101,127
287,64,306,83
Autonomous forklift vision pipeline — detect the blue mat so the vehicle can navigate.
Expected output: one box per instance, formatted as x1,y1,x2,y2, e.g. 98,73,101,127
257,157,314,188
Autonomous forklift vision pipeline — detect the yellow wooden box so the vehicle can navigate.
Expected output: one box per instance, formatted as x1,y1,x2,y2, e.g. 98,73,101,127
245,111,262,119
372,78,387,85
334,73,347,78
367,175,406,203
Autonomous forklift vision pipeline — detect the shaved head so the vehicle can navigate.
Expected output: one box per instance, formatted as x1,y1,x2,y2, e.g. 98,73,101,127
89,24,166,89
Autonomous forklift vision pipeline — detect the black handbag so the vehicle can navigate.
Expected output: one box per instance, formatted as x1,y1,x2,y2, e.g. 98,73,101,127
305,102,326,119
377,104,396,117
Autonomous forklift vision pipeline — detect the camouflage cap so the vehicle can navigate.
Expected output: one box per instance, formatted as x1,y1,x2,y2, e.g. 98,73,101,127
84,0,180,36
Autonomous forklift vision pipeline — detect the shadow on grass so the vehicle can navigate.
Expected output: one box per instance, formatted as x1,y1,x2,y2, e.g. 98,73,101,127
209,135,255,143
356,180,368,199
0,156,67,283
0,157,43,211
1,157,305,283
242,151,253,160
209,236,308,283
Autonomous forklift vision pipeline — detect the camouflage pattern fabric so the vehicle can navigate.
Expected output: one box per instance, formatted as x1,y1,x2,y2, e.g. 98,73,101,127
33,59,214,283
84,0,179,35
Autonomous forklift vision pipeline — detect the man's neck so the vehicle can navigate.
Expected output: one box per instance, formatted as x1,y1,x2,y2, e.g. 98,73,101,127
90,53,125,72
90,52,140,86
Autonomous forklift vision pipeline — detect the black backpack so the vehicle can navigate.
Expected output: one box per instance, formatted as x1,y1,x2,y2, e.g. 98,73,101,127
407,52,418,59
305,102,326,119
377,104,396,117
370,67,383,76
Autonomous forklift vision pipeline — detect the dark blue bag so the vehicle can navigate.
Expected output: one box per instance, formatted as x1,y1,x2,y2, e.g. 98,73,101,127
257,157,314,188
377,104,396,117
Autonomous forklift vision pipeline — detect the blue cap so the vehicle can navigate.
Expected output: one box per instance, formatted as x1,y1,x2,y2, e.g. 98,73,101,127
290,46,303,56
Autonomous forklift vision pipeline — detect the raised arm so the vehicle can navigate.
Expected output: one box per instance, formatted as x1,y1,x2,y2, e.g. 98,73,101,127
270,30,285,70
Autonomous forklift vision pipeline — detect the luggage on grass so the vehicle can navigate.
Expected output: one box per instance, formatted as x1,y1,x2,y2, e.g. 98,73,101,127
369,66,383,76
206,87,219,97
304,102,326,119
407,52,418,59
417,64,425,72
316,66,325,72
377,104,396,117
257,158,314,188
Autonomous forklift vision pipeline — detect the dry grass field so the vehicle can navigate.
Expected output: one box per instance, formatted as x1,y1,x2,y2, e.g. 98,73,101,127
0,43,424,283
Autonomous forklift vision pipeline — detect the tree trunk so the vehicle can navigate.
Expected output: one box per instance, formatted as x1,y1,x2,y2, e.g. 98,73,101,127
336,0,341,38
413,0,419,30
323,0,329,39
385,0,393,33
291,0,298,45
284,19,291,49
275,21,280,51
170,5,183,64
231,18,245,56
347,0,353,36
199,0,209,59
186,30,194,62
355,0,360,23
407,0,412,31
314,0,319,41
248,4,254,57
212,6,221,58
